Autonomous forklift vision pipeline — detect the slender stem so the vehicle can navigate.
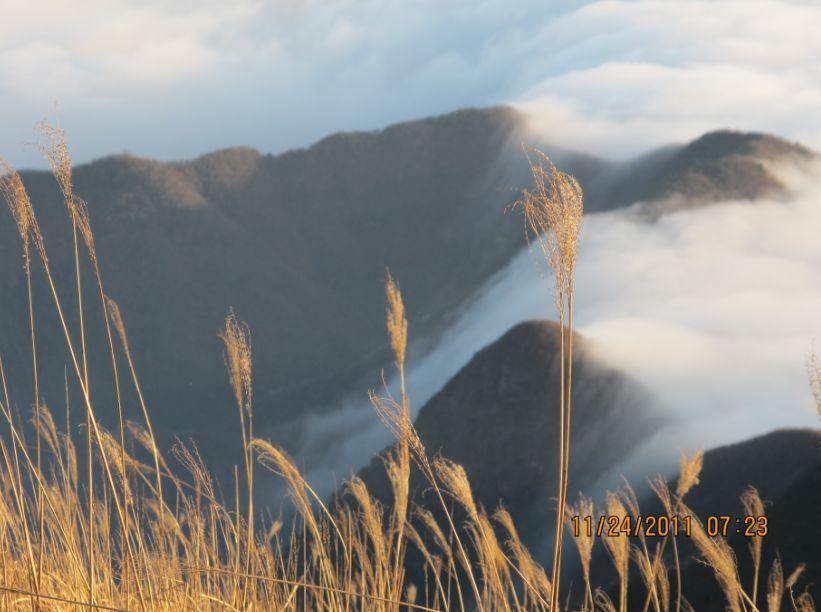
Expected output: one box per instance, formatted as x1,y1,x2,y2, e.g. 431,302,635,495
71,217,95,611
556,291,575,599
92,268,145,610
549,304,566,610
391,363,409,605
751,551,760,609
25,251,45,601
0,358,39,610
673,534,682,612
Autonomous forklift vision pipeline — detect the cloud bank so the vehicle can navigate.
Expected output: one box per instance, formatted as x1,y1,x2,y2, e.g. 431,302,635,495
291,161,821,498
2,1,821,168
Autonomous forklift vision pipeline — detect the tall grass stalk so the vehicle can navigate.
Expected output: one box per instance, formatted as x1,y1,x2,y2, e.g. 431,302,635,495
0,158,44,602
516,150,583,609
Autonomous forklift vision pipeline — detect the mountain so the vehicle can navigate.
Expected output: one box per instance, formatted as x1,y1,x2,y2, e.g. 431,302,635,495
673,429,820,610
351,320,666,550
1,107,532,457
602,129,815,214
345,317,819,605
0,106,813,467
588,429,821,610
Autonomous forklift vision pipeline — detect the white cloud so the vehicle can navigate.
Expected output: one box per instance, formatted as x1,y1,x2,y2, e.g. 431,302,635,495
517,1,821,155
1,0,820,168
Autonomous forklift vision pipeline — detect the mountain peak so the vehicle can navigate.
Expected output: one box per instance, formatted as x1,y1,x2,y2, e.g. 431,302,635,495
684,129,813,162
354,319,664,548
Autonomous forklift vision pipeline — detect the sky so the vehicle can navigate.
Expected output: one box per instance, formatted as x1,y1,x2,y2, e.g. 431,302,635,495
2,0,821,169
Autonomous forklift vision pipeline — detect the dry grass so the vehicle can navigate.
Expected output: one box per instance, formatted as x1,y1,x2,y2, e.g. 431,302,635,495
0,140,815,611
515,149,584,610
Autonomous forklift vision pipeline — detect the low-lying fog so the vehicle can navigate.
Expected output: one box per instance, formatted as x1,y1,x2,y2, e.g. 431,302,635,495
278,162,821,502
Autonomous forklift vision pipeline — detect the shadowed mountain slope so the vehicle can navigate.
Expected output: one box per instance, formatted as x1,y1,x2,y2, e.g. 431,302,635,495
0,108,530,453
676,429,820,610
352,320,666,549
588,428,821,610
0,107,813,463
603,129,815,213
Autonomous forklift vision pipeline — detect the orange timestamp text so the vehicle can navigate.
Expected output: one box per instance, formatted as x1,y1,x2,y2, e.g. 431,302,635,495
570,514,768,539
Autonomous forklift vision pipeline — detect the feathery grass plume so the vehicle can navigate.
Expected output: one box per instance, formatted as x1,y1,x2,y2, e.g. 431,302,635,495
0,158,47,596
415,504,468,608
740,486,765,604
595,588,619,612
107,297,165,514
3,155,138,607
786,562,807,612
381,271,413,605
650,475,674,517
495,507,552,610
631,542,670,612
767,557,784,612
37,121,100,605
632,545,658,610
250,438,344,607
433,458,510,609
404,520,450,608
515,149,584,610
566,494,595,610
786,563,806,591
346,476,388,591
370,277,483,609
655,552,671,612
0,159,36,248
808,352,821,415
433,459,479,525
602,492,630,612
385,271,408,372
37,122,71,191
675,450,703,499
516,150,583,314
649,474,686,612
680,501,744,612
220,311,253,417
795,592,817,612
36,124,132,598
220,310,257,605
619,483,663,612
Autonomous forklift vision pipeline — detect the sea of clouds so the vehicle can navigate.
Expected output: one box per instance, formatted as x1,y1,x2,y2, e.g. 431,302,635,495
292,160,821,500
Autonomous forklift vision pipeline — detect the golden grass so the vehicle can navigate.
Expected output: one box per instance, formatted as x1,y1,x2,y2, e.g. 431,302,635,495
515,149,584,610
0,140,815,611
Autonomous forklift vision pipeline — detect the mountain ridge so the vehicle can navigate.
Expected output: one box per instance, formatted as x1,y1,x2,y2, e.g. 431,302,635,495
1,105,814,470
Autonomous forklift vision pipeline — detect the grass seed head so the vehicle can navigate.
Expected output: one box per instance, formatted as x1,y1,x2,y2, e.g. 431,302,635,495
385,271,408,371
676,449,703,498
602,492,630,581
220,310,253,414
566,494,595,581
37,121,75,207
767,556,784,612
0,159,45,261
515,150,584,314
